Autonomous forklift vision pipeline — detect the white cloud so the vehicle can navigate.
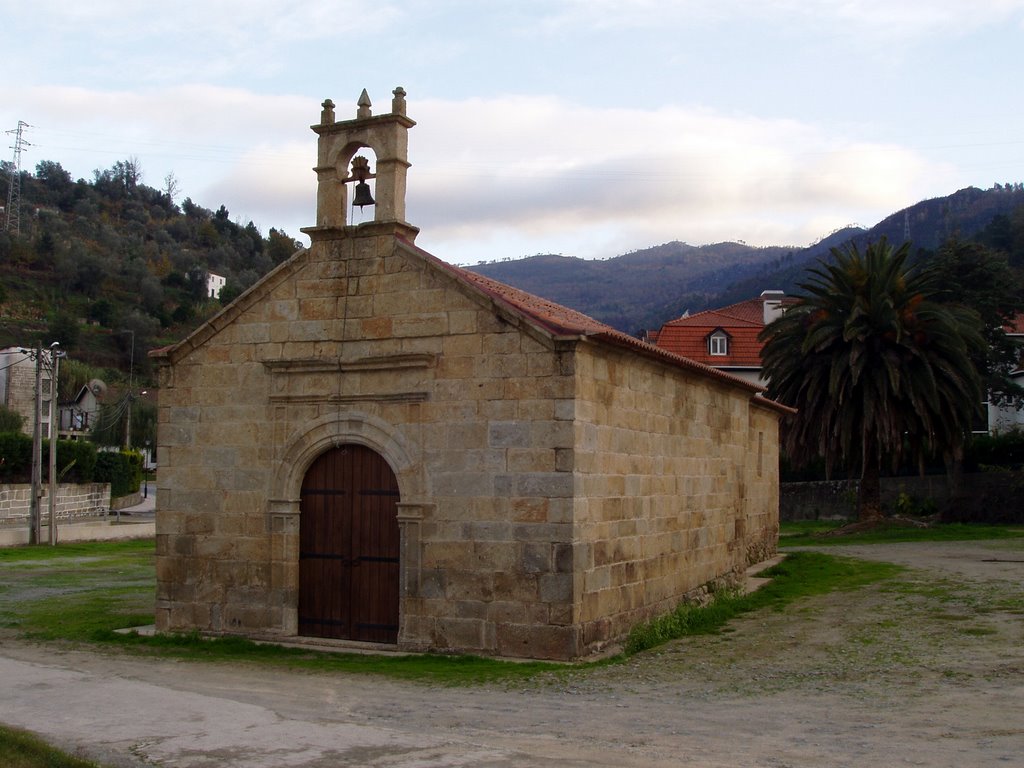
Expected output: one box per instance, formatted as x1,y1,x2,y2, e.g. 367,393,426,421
0,84,960,260
408,95,946,256
542,0,1024,37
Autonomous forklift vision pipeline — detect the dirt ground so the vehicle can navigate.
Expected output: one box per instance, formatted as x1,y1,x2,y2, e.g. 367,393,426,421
2,539,1022,767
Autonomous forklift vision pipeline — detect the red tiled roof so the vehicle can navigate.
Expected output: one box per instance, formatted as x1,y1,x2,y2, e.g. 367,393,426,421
1004,312,1024,335
655,324,765,367
664,297,768,328
653,296,784,368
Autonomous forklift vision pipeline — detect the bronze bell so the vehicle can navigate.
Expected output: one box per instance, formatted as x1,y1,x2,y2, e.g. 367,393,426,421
352,181,375,208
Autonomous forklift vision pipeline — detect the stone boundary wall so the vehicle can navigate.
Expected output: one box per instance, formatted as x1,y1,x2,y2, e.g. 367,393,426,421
781,472,1024,523
0,483,112,525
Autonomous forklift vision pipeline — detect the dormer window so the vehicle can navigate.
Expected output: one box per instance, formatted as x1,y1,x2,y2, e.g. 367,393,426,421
708,330,729,356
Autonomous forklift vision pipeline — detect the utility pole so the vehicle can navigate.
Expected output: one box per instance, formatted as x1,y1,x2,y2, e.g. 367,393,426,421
29,343,42,545
125,392,133,450
48,343,63,546
121,329,135,449
4,121,31,234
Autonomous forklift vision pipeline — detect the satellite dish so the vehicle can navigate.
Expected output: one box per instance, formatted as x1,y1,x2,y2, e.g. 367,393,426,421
88,379,107,397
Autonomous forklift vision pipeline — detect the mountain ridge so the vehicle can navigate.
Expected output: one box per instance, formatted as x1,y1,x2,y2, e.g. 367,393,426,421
471,186,1024,333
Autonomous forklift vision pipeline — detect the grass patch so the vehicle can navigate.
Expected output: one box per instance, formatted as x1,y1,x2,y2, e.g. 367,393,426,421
0,539,154,564
779,521,1024,547
0,724,105,768
960,626,998,637
0,541,155,639
101,629,565,684
624,551,902,654
1,541,903,683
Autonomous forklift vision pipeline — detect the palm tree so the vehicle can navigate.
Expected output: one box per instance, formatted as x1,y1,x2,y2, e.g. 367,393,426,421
760,239,985,521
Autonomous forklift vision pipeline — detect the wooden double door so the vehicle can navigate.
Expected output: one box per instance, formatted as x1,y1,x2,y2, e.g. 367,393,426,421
298,444,400,643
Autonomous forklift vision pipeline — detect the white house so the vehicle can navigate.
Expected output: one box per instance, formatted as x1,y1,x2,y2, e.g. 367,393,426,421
207,272,227,299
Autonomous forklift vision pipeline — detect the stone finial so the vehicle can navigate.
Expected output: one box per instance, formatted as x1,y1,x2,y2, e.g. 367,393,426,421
357,89,372,119
320,99,336,125
392,87,407,116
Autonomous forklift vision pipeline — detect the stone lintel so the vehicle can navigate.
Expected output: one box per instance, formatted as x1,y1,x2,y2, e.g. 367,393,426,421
263,353,437,373
268,392,430,405
301,221,420,243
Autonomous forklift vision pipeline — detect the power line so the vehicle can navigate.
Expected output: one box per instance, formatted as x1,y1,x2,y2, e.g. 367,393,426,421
4,121,31,234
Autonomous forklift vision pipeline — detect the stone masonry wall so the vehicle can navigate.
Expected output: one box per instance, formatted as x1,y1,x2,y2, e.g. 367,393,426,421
571,344,779,654
0,353,54,438
744,404,780,564
0,483,111,524
156,228,580,658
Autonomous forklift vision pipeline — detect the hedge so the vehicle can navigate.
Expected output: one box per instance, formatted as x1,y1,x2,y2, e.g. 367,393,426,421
0,432,33,483
94,450,143,498
0,434,137,497
1,434,102,485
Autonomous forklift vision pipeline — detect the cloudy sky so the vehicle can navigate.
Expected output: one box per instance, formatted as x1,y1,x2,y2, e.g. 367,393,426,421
3,1,1023,265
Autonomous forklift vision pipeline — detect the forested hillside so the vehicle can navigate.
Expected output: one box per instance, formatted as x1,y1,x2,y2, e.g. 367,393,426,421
0,158,302,382
470,242,798,335
473,186,1024,333
717,185,1024,308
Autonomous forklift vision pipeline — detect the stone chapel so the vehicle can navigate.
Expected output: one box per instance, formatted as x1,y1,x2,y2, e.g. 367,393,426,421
151,87,784,660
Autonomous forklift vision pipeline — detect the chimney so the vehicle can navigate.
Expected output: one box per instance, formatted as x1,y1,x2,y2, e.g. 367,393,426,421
761,290,785,325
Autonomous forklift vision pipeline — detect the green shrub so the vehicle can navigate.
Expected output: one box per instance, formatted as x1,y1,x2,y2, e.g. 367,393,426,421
94,449,142,497
47,439,98,483
1,436,99,484
966,429,1024,470
0,431,33,482
0,404,24,433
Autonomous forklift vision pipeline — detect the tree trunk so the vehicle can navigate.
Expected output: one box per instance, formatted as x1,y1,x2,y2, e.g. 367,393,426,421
858,449,883,522
942,442,966,522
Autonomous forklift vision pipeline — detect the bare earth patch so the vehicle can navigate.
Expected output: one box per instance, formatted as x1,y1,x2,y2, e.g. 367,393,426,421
2,539,1022,767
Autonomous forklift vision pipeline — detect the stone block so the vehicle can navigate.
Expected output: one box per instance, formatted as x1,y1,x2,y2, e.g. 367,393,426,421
419,569,446,599
539,572,573,603
473,541,517,571
514,473,573,498
507,448,555,473
510,497,549,523
486,600,529,624
436,617,486,651
488,421,530,448
519,542,550,574
392,313,449,338
496,622,579,661
554,542,574,573
584,566,611,593
493,571,538,602
548,602,575,627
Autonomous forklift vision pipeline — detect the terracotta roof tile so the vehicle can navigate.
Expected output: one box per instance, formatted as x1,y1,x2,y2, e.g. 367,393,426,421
663,298,766,328
1004,312,1024,335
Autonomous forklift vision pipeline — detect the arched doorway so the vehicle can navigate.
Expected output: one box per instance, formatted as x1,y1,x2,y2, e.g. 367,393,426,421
298,443,400,643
